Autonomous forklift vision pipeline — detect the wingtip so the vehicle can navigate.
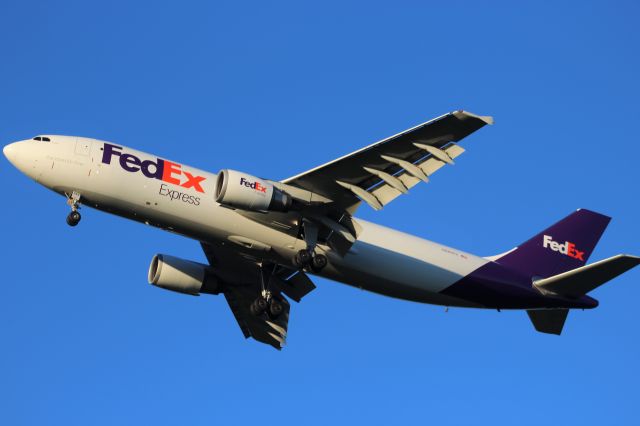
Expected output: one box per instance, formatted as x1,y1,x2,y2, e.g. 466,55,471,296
454,110,494,125
482,115,495,125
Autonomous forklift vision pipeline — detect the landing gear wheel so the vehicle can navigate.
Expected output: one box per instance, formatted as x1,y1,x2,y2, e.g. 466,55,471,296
268,298,284,318
311,254,328,272
293,249,312,268
66,211,81,227
66,191,82,227
250,297,268,316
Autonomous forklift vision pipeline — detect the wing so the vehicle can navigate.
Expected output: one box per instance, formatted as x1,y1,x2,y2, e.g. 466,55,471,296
201,242,314,350
282,110,493,211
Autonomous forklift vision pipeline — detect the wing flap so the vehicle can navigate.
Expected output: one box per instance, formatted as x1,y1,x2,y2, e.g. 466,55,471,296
371,144,466,206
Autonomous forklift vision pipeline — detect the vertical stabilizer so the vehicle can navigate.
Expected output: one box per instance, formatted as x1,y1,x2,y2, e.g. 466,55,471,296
495,209,611,278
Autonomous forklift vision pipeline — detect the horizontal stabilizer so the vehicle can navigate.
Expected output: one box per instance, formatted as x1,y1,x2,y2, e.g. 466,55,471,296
527,309,569,335
534,254,640,298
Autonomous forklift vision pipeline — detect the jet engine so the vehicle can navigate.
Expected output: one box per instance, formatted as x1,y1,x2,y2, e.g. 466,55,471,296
215,169,292,212
148,254,219,295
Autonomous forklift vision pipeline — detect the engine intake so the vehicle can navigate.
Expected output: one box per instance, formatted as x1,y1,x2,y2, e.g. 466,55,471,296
215,169,292,212
148,254,219,295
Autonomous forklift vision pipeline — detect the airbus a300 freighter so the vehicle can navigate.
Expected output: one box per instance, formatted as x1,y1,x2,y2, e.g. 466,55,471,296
4,111,638,348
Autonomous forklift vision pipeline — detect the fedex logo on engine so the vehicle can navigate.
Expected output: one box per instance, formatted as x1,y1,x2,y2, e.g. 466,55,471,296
542,235,585,261
101,143,206,193
240,177,267,193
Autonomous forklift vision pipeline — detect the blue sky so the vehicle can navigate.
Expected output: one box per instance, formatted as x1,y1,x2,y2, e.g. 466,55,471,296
1,1,639,424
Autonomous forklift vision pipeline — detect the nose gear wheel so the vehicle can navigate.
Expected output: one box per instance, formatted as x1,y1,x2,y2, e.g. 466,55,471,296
65,191,82,226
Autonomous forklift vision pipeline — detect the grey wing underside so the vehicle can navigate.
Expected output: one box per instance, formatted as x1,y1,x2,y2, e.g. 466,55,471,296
200,242,314,350
282,110,493,211
200,242,288,349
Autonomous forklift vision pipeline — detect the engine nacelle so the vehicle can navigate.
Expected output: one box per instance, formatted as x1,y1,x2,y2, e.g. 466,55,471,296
148,254,219,295
215,169,292,212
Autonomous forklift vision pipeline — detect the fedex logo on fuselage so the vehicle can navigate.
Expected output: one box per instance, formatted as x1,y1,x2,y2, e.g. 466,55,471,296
542,235,585,261
240,177,267,193
101,143,206,193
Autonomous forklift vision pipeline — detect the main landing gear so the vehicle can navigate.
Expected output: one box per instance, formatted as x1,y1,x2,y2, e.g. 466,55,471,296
250,264,285,319
292,219,328,272
66,191,82,227
250,295,284,318
293,249,327,272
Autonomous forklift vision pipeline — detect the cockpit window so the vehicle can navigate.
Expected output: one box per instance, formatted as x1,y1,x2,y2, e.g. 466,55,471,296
33,136,42,141
32,136,50,142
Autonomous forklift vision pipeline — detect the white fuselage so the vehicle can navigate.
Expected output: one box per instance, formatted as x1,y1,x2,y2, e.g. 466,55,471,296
4,136,489,307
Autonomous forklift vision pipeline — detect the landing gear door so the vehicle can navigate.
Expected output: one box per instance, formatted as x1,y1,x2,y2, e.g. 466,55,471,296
75,138,92,156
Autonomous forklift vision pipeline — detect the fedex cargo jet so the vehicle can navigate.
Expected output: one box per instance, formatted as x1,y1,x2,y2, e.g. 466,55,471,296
4,111,638,349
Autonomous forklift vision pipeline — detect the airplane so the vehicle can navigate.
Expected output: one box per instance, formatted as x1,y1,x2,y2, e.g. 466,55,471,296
4,110,639,349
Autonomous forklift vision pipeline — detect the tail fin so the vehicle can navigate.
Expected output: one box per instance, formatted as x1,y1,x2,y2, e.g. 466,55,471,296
494,209,611,278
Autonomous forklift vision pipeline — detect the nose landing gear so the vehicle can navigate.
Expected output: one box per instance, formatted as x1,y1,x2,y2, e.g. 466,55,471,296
66,191,82,227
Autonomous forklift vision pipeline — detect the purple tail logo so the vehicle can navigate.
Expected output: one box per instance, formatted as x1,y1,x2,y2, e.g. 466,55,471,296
495,209,611,278
543,235,585,261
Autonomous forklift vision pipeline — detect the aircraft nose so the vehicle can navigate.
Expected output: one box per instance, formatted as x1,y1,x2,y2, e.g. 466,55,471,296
3,142,18,165
3,141,36,177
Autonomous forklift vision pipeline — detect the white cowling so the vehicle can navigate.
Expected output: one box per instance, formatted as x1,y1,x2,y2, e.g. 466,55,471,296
215,169,292,212
148,254,218,295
